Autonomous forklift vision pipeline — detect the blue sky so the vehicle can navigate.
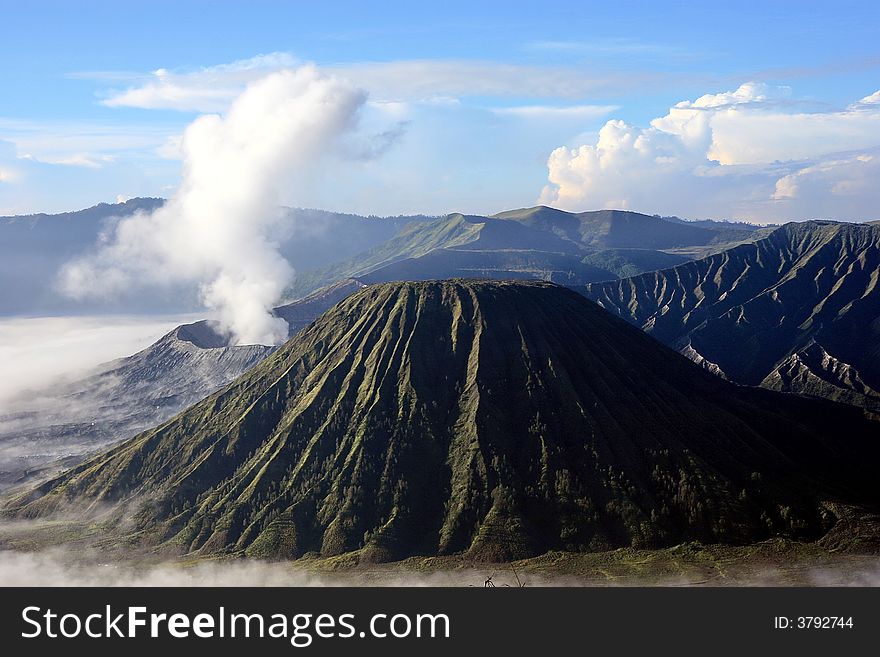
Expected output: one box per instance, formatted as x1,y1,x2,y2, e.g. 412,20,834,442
1,0,879,221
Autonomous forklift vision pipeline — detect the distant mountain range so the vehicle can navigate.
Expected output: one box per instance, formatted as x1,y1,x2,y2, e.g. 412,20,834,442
584,221,880,413
0,200,426,315
6,202,876,499
0,199,763,314
284,206,764,299
9,281,878,561
0,198,164,314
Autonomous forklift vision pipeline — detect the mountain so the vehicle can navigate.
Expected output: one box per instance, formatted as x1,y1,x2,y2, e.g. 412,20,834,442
272,209,427,272
0,320,272,490
580,248,691,279
0,200,423,315
285,213,577,298
9,281,878,562
492,206,753,250
275,278,366,334
0,198,164,232
583,221,880,412
285,207,747,299
0,198,165,314
0,280,364,490
358,248,622,286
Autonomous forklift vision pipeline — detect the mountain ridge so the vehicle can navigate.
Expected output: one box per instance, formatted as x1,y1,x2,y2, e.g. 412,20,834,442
9,281,879,561
583,220,880,411
284,207,758,300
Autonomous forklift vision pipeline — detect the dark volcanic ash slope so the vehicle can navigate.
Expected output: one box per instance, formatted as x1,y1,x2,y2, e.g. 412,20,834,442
0,321,272,488
0,281,364,489
584,221,880,412
8,281,879,561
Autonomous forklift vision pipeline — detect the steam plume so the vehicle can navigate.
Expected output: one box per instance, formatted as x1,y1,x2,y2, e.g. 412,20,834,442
61,66,366,345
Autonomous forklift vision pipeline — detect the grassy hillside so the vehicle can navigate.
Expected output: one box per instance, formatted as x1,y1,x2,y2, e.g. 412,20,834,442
492,206,756,249
358,248,618,286
581,248,690,279
8,281,879,562
285,207,753,300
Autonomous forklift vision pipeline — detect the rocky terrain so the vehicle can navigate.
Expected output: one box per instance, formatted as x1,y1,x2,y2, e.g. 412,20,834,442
584,221,880,413
9,281,878,562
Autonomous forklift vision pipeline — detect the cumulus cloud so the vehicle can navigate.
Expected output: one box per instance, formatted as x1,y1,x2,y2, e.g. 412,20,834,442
60,65,367,345
771,151,880,213
541,83,880,222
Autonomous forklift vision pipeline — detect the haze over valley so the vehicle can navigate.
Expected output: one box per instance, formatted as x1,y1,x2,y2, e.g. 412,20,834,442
2,1,880,586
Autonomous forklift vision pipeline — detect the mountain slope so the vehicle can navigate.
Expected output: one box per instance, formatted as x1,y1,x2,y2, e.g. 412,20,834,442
9,281,878,561
492,206,757,250
0,321,272,489
0,198,164,314
285,207,746,300
0,200,423,315
583,221,880,411
357,248,618,286
580,248,690,279
284,213,584,298
0,281,363,489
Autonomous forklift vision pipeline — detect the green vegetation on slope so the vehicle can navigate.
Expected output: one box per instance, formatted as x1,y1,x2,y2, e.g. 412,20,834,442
358,248,618,286
492,206,756,250
284,214,484,299
580,248,690,279
8,281,879,563
284,207,762,300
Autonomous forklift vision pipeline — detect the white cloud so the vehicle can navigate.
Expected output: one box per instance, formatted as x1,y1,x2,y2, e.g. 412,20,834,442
0,118,176,168
84,53,663,113
32,153,116,169
851,90,880,108
100,53,298,112
541,83,880,222
156,133,183,160
328,59,629,100
490,104,618,120
61,65,368,345
771,151,880,214
526,38,694,59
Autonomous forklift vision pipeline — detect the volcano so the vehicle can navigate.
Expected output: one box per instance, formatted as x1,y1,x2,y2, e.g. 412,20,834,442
8,280,879,561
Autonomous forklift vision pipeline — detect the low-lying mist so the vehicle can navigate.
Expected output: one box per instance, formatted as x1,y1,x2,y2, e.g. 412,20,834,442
0,313,202,489
2,548,879,587
1,510,878,587
0,313,199,410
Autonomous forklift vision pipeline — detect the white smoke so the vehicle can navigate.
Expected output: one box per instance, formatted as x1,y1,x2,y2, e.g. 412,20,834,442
60,66,367,345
